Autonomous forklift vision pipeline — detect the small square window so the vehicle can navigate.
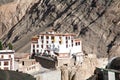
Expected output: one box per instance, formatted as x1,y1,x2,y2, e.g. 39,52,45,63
37,50,39,53
51,36,54,39
46,41,49,44
1,55,4,58
66,41,68,43
59,41,61,44
46,36,49,39
41,36,43,39
52,41,54,43
41,45,43,48
66,37,67,40
4,61,8,66
76,42,77,46
22,61,24,66
71,40,73,43
9,55,11,58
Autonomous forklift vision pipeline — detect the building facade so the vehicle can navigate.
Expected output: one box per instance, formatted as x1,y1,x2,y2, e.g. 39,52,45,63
31,31,83,58
0,50,14,70
18,59,40,74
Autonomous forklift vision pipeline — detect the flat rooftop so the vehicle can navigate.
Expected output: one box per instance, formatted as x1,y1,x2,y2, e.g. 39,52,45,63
0,50,15,53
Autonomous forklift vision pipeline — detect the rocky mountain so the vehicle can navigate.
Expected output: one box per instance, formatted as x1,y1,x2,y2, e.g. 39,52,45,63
0,0,120,80
0,0,34,37
0,0,120,57
0,0,14,6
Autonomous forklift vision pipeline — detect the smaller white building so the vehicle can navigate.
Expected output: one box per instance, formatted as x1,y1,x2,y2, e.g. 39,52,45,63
18,59,40,74
0,50,14,70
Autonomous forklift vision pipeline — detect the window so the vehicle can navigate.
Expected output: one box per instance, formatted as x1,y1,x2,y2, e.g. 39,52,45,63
33,49,35,53
66,41,68,43
78,42,80,45
46,36,49,39
76,42,77,46
1,55,4,59
51,36,54,40
41,36,43,39
4,61,8,66
0,62,1,66
41,45,43,48
37,44,39,48
66,37,67,40
71,40,73,43
22,61,24,66
46,41,49,44
63,64,68,66
59,41,61,44
37,50,39,53
9,55,11,58
42,40,44,43
52,41,54,43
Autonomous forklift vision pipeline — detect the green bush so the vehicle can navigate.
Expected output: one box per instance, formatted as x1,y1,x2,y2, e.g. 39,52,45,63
0,41,3,50
8,43,13,50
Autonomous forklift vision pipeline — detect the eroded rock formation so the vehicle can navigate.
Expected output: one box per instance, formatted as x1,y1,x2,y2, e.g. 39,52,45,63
60,54,107,80
0,0,34,37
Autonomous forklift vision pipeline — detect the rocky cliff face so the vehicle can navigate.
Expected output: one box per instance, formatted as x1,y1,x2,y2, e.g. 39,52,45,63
0,0,34,37
0,0,120,56
0,0,14,6
61,54,108,80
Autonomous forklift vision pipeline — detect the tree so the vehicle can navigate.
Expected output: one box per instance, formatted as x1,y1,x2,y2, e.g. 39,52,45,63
0,41,3,50
8,43,13,50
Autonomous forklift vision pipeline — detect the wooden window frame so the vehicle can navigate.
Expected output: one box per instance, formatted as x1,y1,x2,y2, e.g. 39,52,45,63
4,61,8,66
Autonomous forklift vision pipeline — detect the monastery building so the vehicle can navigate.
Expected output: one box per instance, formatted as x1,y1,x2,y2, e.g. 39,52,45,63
0,50,14,70
31,30,83,60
